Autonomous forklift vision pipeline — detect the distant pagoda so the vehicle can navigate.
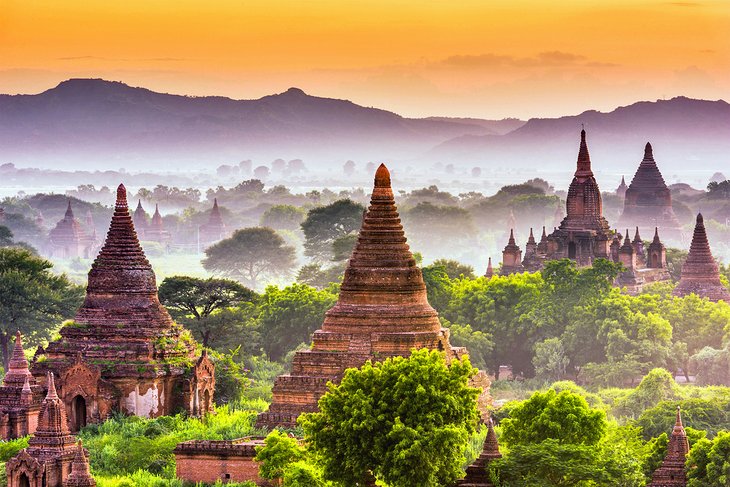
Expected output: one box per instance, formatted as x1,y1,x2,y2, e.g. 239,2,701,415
673,213,730,302
618,143,681,239
32,185,215,430
144,204,171,244
257,164,467,428
132,200,149,238
48,201,97,259
500,229,524,275
648,406,689,487
0,332,45,440
199,198,227,247
616,176,628,200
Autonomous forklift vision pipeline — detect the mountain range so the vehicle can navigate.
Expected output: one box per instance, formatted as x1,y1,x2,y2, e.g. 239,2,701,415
0,79,728,176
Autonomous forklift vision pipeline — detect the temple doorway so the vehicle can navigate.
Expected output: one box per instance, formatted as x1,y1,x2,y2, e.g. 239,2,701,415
651,252,659,268
568,242,577,259
72,395,87,431
19,473,30,487
203,390,211,413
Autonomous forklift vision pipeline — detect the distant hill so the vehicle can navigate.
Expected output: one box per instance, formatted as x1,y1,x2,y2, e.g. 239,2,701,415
430,97,730,178
0,79,497,169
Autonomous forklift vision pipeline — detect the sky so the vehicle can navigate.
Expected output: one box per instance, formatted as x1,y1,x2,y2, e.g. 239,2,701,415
1,0,729,119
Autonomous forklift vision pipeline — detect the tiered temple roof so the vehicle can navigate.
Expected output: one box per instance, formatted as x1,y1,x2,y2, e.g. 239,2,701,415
65,441,96,487
616,176,628,199
0,332,44,440
673,213,730,302
522,228,543,272
199,198,227,245
48,201,95,258
619,143,681,237
132,200,149,237
648,407,689,487
32,184,215,423
458,419,502,487
484,257,494,278
145,204,171,243
257,164,465,428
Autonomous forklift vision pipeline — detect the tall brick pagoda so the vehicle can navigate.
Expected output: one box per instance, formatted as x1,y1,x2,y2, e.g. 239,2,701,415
618,143,681,239
648,406,689,487
199,198,227,247
544,130,613,266
48,201,96,259
32,184,215,430
0,332,45,440
257,164,466,428
5,373,81,487
458,418,502,487
500,229,524,275
673,213,730,302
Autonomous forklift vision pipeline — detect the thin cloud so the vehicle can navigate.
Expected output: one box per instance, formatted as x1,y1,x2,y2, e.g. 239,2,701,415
436,51,599,69
57,56,186,62
664,2,702,6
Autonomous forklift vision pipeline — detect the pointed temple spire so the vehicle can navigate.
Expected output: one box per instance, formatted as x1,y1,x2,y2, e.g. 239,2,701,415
633,226,641,243
648,406,690,486
151,204,163,229
502,229,524,275
575,129,593,176
28,372,76,449
674,213,730,302
458,418,502,486
65,200,74,219
65,441,97,486
74,183,174,328
485,257,494,278
209,198,224,226
616,175,628,199
257,163,461,429
3,331,33,387
619,141,681,238
537,226,548,255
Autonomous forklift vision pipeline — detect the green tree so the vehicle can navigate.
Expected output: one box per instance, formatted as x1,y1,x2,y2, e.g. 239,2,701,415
255,430,306,482
301,199,364,262
447,322,493,371
637,399,729,439
0,226,13,246
296,263,345,289
300,349,480,487
257,284,338,360
687,431,730,486
501,389,607,447
430,259,475,279
613,368,681,418
331,234,358,262
158,276,256,347
261,205,307,231
421,264,453,312
533,338,569,382
0,248,83,369
203,227,296,289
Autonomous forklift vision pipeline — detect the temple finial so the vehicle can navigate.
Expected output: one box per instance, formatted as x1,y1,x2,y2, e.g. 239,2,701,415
644,142,653,160
374,163,391,188
116,184,128,209
46,372,59,400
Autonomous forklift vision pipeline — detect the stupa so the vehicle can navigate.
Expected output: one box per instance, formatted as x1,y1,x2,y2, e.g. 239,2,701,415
500,229,524,275
5,373,80,487
199,199,227,247
32,185,215,430
522,228,543,272
65,441,96,487
648,406,689,487
458,419,502,487
132,200,149,238
673,213,730,302
144,204,171,244
257,164,466,428
618,143,682,238
48,201,96,259
0,332,45,440
484,257,494,278
616,176,628,200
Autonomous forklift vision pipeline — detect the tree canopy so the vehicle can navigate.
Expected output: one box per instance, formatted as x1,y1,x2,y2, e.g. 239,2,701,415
301,199,364,262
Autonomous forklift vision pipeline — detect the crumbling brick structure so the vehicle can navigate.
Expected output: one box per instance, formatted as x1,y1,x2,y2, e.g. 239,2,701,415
174,438,271,485
0,333,44,440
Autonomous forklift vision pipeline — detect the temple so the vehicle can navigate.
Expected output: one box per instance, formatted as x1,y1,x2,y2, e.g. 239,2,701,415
47,201,98,259
199,198,228,248
498,130,671,292
257,164,467,428
0,333,45,440
647,407,689,487
5,373,93,487
132,200,149,238
618,143,682,239
144,204,171,244
31,184,215,430
484,257,494,278
458,419,502,487
673,213,730,302
616,176,627,200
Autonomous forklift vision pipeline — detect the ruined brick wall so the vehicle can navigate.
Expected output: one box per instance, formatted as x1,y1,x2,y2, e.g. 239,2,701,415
174,440,270,485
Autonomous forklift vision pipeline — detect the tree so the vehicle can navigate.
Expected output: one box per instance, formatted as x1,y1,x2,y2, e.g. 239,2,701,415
446,322,493,371
0,248,83,369
301,199,364,262
158,276,256,347
261,205,307,231
255,430,306,482
430,259,475,279
533,338,569,382
687,431,730,486
613,368,681,419
0,226,13,246
420,264,453,312
300,349,480,487
257,283,338,360
203,227,296,289
501,388,607,447
296,263,345,289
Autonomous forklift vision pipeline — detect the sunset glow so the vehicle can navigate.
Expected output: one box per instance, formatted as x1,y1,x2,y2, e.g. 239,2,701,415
2,0,729,118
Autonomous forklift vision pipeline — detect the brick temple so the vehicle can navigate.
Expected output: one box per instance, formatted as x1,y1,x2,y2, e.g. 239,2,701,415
257,164,467,428
174,438,269,486
673,213,730,302
0,333,45,440
648,407,689,487
31,184,215,430
47,201,98,259
132,200,149,238
199,198,228,247
458,419,502,487
144,204,171,244
618,143,682,239
5,373,95,487
499,130,670,293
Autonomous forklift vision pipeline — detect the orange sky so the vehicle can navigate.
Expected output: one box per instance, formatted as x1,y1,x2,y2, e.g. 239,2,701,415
1,0,729,118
